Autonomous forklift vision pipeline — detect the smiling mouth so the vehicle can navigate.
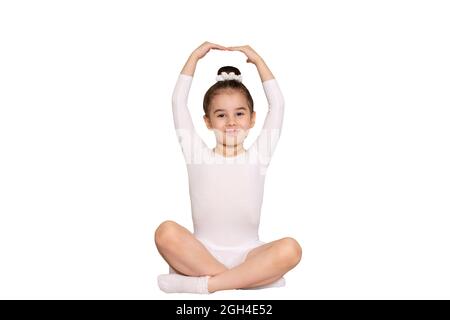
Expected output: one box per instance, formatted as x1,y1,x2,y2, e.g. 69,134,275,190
225,129,239,136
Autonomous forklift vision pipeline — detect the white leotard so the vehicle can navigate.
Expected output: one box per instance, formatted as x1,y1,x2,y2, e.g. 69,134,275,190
172,73,284,249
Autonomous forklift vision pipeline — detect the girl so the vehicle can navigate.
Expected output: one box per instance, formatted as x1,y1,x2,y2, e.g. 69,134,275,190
155,42,302,294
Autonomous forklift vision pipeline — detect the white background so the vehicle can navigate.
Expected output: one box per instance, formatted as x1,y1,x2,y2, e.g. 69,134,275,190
0,0,449,299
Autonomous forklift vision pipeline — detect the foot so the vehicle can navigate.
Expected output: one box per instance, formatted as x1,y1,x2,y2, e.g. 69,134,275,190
157,274,210,294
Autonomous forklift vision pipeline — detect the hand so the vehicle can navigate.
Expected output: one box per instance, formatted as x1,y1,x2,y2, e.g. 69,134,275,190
227,45,262,65
192,41,230,60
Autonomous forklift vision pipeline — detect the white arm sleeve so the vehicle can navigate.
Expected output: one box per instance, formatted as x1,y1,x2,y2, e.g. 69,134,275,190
172,74,207,162
250,78,285,165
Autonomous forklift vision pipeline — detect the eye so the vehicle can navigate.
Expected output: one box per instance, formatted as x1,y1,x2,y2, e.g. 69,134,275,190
236,112,245,116
217,114,225,118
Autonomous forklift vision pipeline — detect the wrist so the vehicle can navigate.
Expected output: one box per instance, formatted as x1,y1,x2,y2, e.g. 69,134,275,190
189,53,201,62
253,56,265,66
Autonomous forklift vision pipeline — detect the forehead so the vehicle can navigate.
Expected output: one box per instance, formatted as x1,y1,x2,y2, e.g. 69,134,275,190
211,90,248,111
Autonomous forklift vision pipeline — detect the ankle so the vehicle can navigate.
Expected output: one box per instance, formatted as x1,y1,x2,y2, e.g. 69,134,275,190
206,275,216,293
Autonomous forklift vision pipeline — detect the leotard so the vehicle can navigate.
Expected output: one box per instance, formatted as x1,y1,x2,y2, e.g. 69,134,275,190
171,74,285,287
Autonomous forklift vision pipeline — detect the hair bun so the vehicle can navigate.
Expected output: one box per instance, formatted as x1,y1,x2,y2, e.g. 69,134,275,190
216,66,242,83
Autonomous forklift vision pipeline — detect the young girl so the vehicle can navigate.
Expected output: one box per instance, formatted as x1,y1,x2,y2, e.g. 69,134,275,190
155,42,302,294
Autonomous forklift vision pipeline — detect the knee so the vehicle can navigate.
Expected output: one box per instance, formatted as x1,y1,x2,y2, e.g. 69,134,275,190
154,220,180,248
278,237,302,268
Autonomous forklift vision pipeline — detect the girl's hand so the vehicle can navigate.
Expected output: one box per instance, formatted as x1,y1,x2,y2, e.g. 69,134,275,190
192,41,230,60
227,45,263,65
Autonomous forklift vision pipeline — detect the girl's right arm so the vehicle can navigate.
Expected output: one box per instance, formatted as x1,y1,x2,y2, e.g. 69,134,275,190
172,42,229,162
172,62,202,162
173,42,229,131
181,42,230,76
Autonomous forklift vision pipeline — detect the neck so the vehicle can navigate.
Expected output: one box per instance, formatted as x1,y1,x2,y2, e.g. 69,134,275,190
214,143,245,157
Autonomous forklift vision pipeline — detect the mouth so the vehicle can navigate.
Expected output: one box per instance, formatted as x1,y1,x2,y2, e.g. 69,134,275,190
225,129,240,136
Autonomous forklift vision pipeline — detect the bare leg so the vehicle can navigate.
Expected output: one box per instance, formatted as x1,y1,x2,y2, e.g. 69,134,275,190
240,241,285,288
154,220,228,276
207,237,302,293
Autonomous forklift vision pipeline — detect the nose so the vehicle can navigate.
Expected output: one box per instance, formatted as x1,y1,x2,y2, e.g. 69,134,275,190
226,116,236,126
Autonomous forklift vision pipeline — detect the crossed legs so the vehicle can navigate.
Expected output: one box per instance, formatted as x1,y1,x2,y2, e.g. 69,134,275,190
154,220,302,293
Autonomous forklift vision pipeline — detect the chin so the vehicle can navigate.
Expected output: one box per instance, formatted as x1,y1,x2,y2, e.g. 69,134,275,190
214,130,248,146
221,138,246,146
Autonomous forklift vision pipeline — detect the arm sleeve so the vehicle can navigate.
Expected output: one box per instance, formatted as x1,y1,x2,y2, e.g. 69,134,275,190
250,78,285,166
172,73,207,162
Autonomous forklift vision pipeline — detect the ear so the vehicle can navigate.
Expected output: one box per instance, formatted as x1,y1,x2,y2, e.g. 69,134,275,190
250,111,256,128
203,115,212,130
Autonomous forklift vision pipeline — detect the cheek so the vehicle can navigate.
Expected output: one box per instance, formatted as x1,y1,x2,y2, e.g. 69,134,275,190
239,116,252,128
211,118,225,128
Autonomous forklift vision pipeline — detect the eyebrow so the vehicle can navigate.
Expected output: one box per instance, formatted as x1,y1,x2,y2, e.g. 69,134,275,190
213,107,247,114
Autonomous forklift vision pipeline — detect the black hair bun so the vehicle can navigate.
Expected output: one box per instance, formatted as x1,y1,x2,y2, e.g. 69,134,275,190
217,66,241,76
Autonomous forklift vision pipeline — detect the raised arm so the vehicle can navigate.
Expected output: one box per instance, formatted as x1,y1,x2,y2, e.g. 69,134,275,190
172,42,230,161
228,45,275,82
228,46,285,164
181,42,230,76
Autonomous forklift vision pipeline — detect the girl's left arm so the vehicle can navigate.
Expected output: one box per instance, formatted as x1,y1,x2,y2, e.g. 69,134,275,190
227,46,285,163
227,45,274,82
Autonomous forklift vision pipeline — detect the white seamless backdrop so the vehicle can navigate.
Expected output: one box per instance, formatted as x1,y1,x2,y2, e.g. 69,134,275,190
0,0,449,299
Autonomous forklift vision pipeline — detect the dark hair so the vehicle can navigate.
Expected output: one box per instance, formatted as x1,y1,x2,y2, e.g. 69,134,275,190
203,66,254,118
